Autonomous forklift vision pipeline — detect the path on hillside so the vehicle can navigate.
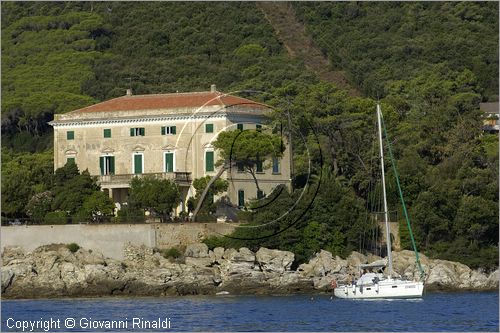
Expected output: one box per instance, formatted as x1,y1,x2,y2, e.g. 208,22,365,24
257,2,360,97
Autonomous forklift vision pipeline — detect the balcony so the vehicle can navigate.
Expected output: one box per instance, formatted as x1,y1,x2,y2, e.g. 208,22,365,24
99,172,192,188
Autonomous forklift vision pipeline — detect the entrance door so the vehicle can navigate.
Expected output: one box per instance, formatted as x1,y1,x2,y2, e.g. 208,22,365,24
133,154,143,174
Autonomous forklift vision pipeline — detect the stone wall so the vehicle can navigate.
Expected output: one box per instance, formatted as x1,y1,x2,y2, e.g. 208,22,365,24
1,223,236,260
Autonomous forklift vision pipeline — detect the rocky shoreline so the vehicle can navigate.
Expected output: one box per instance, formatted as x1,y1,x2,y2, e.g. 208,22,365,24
1,243,498,299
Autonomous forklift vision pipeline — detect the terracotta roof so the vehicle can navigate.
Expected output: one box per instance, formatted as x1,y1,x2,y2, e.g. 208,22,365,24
69,91,267,114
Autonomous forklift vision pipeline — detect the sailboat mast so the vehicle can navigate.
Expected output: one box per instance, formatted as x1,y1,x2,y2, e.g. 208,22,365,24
377,104,393,277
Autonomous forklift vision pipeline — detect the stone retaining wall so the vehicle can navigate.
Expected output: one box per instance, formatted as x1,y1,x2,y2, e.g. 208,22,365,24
1,223,236,260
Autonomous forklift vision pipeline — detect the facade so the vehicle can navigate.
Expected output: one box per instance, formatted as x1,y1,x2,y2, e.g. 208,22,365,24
49,86,291,215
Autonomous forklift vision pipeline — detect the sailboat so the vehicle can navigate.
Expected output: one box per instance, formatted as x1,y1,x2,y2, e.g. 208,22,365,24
333,104,425,299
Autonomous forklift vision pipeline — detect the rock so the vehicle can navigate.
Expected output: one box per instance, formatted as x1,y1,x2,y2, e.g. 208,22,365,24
469,270,488,289
222,248,237,260
1,246,25,265
123,244,154,262
231,248,256,262
75,249,106,266
346,251,367,267
184,243,209,258
256,248,294,274
485,270,499,289
1,244,497,298
213,247,225,262
1,268,14,293
426,260,463,289
185,257,213,268
298,250,346,277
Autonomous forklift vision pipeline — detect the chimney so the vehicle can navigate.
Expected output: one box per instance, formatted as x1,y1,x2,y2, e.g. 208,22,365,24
126,88,133,96
210,84,216,93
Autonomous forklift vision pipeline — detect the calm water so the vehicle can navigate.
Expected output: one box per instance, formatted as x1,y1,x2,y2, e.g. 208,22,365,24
1,292,498,332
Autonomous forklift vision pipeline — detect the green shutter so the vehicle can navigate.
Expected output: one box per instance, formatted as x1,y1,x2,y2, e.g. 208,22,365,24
256,158,263,173
238,190,245,207
206,124,213,133
140,128,145,136
237,162,244,172
67,131,74,140
257,190,264,199
256,124,262,132
99,157,104,175
237,123,243,131
134,154,142,174
104,129,111,138
171,126,176,135
109,156,115,175
165,153,174,172
66,157,75,165
130,128,135,136
161,126,166,135
272,157,280,174
205,151,214,172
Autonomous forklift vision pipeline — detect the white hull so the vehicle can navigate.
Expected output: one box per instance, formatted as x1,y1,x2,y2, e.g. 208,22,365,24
334,280,424,299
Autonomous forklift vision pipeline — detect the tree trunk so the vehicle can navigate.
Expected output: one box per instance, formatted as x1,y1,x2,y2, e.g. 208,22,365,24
246,167,261,193
192,163,229,222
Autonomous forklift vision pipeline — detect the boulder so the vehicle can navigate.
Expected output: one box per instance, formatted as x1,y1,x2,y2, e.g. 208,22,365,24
346,251,367,267
184,243,209,258
231,248,256,262
185,257,213,268
1,246,25,265
212,247,225,263
75,249,106,266
485,269,499,289
426,260,462,289
256,248,294,274
298,250,346,277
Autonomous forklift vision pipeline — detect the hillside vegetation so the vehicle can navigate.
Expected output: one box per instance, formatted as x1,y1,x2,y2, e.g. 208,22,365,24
293,2,499,100
1,2,498,268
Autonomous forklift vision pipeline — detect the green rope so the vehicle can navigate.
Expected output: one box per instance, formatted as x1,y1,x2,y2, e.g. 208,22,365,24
381,113,425,280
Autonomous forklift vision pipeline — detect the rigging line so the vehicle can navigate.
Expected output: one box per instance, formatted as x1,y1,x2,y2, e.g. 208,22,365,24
380,113,425,280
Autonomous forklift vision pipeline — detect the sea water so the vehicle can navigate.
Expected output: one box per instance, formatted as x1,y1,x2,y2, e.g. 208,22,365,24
1,292,498,331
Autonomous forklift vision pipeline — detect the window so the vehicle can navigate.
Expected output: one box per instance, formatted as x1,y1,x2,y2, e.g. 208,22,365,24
66,157,75,165
256,124,262,132
130,127,145,136
205,123,214,133
165,152,174,173
238,190,245,208
272,157,280,174
99,156,115,175
205,151,214,172
237,123,244,131
161,126,176,135
256,156,263,173
133,153,143,174
67,131,74,140
237,162,244,172
103,129,111,138
257,190,265,199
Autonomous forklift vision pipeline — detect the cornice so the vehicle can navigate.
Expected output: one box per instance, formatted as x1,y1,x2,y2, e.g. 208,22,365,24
49,113,266,128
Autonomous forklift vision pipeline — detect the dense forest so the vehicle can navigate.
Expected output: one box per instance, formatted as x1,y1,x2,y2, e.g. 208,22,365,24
1,2,498,269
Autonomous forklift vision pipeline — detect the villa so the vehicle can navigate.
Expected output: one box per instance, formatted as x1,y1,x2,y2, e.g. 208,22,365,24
49,85,291,215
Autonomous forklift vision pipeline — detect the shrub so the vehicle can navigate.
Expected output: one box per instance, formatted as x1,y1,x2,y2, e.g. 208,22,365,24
66,243,80,253
161,248,181,260
203,235,229,250
43,211,68,225
116,206,145,223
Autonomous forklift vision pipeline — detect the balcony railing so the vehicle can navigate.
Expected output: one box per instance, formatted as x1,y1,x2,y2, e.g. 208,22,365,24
99,172,191,187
